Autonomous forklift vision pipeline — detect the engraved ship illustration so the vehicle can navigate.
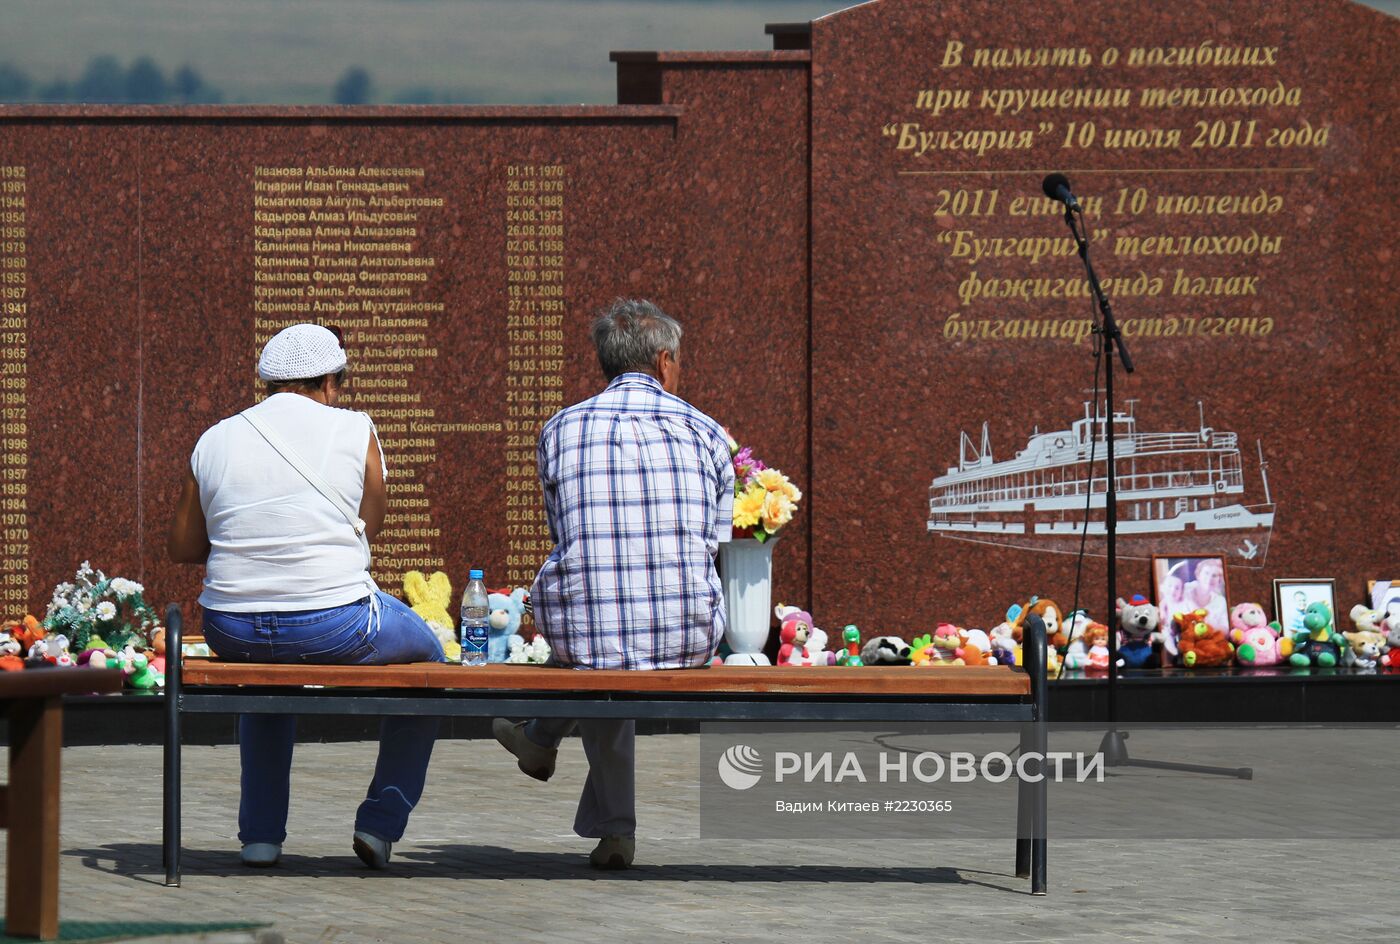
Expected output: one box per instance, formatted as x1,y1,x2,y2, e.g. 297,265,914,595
926,400,1275,567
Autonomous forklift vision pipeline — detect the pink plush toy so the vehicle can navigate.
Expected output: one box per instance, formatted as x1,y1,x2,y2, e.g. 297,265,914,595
928,623,964,663
1381,611,1400,669
774,606,834,666
777,619,813,666
1230,603,1286,666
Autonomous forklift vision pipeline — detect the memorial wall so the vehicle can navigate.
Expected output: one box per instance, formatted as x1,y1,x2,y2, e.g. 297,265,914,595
0,0,1394,630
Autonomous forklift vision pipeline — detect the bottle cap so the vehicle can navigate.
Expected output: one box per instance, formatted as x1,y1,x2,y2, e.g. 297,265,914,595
469,569,484,580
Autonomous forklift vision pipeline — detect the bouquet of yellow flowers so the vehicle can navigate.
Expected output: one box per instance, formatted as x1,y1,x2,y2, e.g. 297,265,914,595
729,438,802,542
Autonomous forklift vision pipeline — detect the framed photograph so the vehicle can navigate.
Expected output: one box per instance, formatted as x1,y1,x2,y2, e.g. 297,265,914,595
1152,555,1230,634
1273,579,1337,635
1369,580,1399,623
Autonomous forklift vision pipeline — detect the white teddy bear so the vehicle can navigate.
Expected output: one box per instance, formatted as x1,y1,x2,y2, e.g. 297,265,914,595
506,633,550,665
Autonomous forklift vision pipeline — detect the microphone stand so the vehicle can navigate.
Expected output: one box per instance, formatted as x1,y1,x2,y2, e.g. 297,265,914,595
1057,201,1251,780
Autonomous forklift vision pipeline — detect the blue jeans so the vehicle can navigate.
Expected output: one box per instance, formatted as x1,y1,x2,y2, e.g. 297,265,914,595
203,591,444,845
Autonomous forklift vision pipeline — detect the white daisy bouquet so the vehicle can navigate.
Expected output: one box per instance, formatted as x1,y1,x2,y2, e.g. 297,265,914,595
42,561,161,653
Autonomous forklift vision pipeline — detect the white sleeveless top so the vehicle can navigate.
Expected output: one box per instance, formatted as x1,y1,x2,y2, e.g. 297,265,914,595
191,393,382,612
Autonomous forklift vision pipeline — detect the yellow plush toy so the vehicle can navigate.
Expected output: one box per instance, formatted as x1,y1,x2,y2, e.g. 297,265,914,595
404,571,460,661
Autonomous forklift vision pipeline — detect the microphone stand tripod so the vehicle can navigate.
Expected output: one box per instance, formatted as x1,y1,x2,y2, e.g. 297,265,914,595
1057,200,1251,780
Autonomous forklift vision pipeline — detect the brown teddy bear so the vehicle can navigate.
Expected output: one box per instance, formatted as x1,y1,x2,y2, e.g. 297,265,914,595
1174,608,1234,667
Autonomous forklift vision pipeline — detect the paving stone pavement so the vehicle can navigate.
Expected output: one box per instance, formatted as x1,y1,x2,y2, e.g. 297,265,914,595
18,735,1394,943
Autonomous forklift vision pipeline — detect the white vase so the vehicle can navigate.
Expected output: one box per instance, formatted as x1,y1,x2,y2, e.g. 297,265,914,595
718,537,774,665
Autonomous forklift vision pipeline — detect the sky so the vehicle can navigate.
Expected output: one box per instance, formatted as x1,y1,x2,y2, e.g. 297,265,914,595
0,1,839,104
0,0,1395,105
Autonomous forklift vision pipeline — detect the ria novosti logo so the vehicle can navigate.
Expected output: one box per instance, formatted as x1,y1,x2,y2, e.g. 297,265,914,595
717,745,764,790
715,744,1103,790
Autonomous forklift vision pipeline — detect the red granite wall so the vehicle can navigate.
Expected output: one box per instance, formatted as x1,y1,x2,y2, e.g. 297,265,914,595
613,51,814,613
4,128,144,606
809,0,1399,629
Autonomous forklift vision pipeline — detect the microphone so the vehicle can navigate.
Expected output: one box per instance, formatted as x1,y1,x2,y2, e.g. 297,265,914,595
1041,173,1081,211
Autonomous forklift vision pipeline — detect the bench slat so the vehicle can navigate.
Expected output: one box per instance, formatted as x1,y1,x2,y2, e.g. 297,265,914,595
179,662,1031,697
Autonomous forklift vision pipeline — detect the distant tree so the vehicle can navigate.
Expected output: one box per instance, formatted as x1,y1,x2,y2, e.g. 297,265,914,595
392,85,440,104
35,80,72,103
74,55,127,103
171,65,222,103
392,85,487,105
0,63,32,102
125,57,169,103
332,67,373,105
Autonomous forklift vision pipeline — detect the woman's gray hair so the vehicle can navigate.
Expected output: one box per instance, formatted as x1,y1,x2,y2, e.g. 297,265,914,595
590,298,682,380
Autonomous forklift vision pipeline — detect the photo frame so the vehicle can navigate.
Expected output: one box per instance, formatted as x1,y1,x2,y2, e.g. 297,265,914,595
1368,580,1399,622
1272,578,1338,635
1152,555,1230,637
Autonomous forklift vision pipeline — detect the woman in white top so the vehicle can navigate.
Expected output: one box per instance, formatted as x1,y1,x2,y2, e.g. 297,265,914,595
167,324,443,871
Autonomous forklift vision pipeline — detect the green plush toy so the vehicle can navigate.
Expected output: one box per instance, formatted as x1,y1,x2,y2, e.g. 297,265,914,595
1288,602,1341,667
835,625,864,666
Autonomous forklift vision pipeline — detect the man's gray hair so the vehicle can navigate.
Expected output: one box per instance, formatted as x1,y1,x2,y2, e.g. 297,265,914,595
590,298,682,380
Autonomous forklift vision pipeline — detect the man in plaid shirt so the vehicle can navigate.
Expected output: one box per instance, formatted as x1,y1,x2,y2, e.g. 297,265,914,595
494,298,734,869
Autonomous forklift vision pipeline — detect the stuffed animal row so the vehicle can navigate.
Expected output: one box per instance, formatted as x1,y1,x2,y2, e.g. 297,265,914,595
748,595,1400,674
403,571,542,665
0,613,168,687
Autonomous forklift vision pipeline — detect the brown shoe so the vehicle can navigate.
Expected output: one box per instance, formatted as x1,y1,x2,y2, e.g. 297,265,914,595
492,718,556,782
589,835,635,870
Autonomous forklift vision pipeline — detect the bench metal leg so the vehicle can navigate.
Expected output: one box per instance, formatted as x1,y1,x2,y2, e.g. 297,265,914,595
163,604,183,888
1030,742,1047,894
1015,722,1032,878
1023,613,1049,895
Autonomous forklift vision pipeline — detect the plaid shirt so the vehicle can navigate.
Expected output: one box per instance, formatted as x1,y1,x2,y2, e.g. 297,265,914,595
531,373,735,670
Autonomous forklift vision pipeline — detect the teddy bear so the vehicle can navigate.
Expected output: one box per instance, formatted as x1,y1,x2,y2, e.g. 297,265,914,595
1235,625,1288,667
860,635,912,665
927,623,964,664
487,588,530,664
1341,629,1385,670
1062,628,1091,670
1349,604,1383,636
8,615,45,654
1381,612,1400,669
774,605,834,666
78,647,118,669
0,625,23,672
1115,595,1162,668
1174,608,1234,667
147,627,167,676
106,645,159,688
777,617,813,666
1289,601,1342,667
506,633,550,664
958,628,992,666
910,624,991,666
48,635,74,668
27,633,72,666
404,570,460,661
1012,597,1066,650
1230,602,1287,666
988,613,1021,666
999,611,1059,673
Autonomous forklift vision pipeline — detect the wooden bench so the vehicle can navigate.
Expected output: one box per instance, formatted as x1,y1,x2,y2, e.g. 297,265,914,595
160,606,1049,893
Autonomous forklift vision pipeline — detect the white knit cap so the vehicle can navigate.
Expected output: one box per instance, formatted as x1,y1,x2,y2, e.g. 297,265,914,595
257,324,347,382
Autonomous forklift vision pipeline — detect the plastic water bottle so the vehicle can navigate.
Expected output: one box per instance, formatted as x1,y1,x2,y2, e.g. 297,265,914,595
460,569,489,666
